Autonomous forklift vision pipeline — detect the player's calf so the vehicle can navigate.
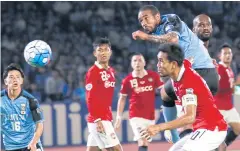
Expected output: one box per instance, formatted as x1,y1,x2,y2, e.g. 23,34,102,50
224,122,240,146
138,138,149,151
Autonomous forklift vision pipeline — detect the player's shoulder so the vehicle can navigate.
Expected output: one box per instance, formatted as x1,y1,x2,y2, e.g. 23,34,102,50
123,73,133,81
162,14,181,23
147,70,159,77
22,90,36,100
87,65,98,73
1,90,6,97
217,63,225,69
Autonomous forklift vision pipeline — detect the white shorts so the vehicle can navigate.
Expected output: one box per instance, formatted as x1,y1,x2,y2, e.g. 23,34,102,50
169,128,227,151
87,121,120,149
219,107,240,124
129,117,155,141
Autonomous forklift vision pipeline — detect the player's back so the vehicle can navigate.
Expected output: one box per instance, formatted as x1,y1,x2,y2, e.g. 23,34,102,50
0,90,42,150
174,67,227,131
214,63,234,110
85,62,115,122
154,14,214,69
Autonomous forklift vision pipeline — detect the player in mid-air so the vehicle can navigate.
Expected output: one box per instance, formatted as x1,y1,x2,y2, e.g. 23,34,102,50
85,37,122,151
114,53,163,151
1,63,44,151
132,5,219,142
141,43,227,151
214,44,240,151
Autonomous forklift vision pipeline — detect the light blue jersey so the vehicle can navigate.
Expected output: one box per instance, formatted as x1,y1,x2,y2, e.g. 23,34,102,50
153,14,214,69
0,89,44,150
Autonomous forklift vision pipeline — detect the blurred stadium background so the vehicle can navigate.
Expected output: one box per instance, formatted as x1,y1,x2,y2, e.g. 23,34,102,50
1,1,240,151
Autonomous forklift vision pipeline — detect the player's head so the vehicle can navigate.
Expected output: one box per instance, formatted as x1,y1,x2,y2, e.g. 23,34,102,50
219,43,232,64
131,53,146,71
3,63,24,90
157,43,184,77
138,5,161,33
93,37,112,64
193,14,213,42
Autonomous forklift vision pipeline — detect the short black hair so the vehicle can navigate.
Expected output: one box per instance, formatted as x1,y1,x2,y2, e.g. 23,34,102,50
139,5,160,15
3,63,25,79
131,52,144,58
158,43,184,66
93,37,111,50
219,43,232,52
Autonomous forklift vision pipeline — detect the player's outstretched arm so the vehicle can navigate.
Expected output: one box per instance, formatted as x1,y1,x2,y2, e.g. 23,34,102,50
28,122,44,151
132,30,179,44
114,94,127,131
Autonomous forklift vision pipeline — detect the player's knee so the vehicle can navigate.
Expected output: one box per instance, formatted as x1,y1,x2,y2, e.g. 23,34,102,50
231,123,240,135
138,138,149,146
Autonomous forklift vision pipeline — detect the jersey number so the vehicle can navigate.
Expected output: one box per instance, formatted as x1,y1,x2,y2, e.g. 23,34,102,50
100,71,109,81
11,121,20,131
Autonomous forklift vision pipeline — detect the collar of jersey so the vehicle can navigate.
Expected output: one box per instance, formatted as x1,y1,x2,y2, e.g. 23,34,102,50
219,61,228,68
176,65,185,81
132,69,148,78
95,61,109,69
5,89,23,101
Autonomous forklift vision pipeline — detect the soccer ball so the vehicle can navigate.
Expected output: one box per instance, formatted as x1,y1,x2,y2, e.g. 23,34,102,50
24,40,52,67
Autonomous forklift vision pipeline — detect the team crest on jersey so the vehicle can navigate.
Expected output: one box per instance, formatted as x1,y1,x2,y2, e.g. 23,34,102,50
20,104,26,114
85,83,93,91
186,88,194,94
148,78,153,82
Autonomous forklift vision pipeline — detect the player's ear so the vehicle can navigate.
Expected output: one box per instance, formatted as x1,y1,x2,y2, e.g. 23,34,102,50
155,13,160,22
192,27,196,33
4,78,8,86
93,50,97,57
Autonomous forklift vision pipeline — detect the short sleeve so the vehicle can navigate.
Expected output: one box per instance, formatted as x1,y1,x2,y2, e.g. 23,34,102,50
164,14,182,36
120,78,130,96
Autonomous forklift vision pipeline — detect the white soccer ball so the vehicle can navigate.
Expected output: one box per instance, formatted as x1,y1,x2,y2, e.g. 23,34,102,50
24,40,52,67
164,130,173,144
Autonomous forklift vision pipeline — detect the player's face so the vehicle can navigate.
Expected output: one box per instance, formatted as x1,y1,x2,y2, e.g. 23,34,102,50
131,55,146,71
94,44,112,64
193,18,213,42
220,47,232,64
138,10,160,33
157,52,175,77
4,70,23,90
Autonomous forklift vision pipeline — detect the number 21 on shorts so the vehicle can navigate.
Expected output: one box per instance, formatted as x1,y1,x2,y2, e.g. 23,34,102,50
190,130,206,140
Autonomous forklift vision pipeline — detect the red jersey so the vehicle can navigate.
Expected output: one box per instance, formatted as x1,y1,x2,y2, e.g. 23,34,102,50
173,66,227,131
120,70,163,120
214,63,234,110
85,62,115,123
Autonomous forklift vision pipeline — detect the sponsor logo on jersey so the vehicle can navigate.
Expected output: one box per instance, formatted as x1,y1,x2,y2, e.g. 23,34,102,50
134,86,153,93
104,81,115,88
140,81,145,84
